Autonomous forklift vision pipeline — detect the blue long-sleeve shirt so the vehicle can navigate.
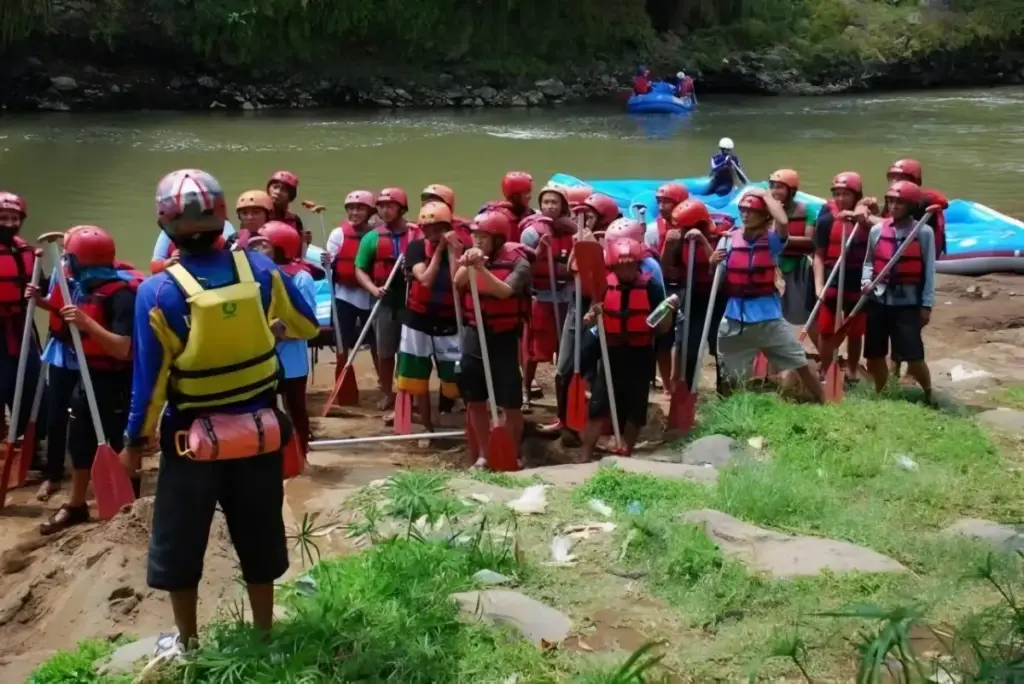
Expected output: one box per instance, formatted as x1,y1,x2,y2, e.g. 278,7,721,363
125,249,318,440
709,153,741,195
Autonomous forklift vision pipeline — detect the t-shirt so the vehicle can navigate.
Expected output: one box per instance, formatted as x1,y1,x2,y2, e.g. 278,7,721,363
354,229,409,310
401,239,457,336
460,257,532,358
778,202,819,274
720,231,786,323
325,225,372,310
276,269,317,379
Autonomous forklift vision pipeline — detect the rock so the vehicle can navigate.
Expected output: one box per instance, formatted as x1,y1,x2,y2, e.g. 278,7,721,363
525,90,545,106
394,88,412,101
674,434,750,468
197,75,220,89
928,358,995,389
510,95,528,107
534,78,566,98
473,86,498,102
451,590,571,646
447,477,524,503
472,97,485,107
209,101,226,109
242,101,255,110
169,76,182,89
438,73,456,87
977,408,1024,434
682,509,906,578
943,518,1024,551
102,634,165,674
373,98,394,107
965,284,996,300
472,569,515,586
38,100,71,112
599,456,719,484
511,462,599,488
50,75,78,92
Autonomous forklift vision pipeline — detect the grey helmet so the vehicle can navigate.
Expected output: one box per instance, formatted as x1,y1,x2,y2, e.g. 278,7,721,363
155,169,227,235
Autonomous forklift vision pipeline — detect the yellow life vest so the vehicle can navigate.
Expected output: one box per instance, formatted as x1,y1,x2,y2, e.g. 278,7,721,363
165,251,279,410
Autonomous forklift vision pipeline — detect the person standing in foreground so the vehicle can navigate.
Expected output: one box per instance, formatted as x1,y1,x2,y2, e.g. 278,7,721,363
860,180,936,402
712,188,824,402
121,169,318,655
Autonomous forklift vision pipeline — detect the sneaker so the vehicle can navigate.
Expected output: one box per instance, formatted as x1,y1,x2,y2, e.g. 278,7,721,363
537,419,564,435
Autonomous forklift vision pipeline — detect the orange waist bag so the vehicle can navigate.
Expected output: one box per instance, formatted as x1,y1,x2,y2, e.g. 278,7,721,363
174,408,284,461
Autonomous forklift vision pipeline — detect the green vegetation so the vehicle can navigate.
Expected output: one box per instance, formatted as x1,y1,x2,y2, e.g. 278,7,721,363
4,0,1024,81
29,391,1024,682
27,638,131,684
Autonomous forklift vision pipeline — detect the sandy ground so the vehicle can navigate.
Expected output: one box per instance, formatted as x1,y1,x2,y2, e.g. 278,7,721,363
1,272,1022,681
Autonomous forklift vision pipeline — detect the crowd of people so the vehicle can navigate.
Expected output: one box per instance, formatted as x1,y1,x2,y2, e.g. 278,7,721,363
631,65,695,99
0,154,947,654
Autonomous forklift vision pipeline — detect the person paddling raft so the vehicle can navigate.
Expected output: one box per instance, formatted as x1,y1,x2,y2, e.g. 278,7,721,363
712,188,824,402
122,169,318,656
708,138,742,196
31,227,137,534
453,212,532,468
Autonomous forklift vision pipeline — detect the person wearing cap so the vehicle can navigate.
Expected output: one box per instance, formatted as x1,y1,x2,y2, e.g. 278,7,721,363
711,188,824,402
708,138,742,196
122,169,319,654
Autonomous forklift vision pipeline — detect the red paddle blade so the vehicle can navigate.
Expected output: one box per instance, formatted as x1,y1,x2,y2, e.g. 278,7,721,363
91,443,136,521
667,386,697,435
574,241,608,300
0,442,14,509
751,353,769,381
486,426,519,472
566,375,588,432
334,350,348,380
322,366,359,416
824,361,845,404
282,433,304,480
17,421,36,486
394,391,412,435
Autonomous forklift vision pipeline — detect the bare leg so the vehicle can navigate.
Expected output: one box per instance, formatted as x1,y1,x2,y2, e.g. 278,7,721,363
169,589,200,648
466,402,490,466
847,336,863,380
579,419,602,463
621,422,641,456
867,358,889,393
656,347,673,393
905,360,933,403
795,364,825,403
246,583,275,633
417,393,433,431
523,360,538,405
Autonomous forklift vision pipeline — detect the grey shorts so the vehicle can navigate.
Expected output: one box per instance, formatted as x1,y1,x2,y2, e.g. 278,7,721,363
717,317,808,382
781,259,813,325
373,305,403,360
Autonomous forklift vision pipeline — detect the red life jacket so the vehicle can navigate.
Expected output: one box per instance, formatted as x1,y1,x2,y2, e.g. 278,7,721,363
272,210,301,231
781,201,811,256
680,234,716,294
710,213,735,234
278,260,307,278
530,220,574,292
602,272,653,347
725,232,777,298
49,279,137,371
332,221,367,288
407,240,456,321
921,187,948,256
372,223,420,285
632,76,651,95
483,201,533,242
0,236,34,317
452,217,474,248
823,203,869,301
874,218,923,286
462,244,530,333
655,217,671,255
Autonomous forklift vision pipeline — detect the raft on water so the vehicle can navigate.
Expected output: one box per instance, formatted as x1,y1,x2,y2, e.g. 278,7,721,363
549,173,1024,276
626,82,695,115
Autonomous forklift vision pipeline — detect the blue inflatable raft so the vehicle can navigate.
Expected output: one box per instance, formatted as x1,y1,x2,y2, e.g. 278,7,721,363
549,173,1024,276
626,81,695,115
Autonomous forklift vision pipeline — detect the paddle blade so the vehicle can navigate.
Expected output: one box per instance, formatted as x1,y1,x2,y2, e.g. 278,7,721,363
824,361,845,404
322,366,359,416
0,442,14,509
91,443,136,521
394,391,412,435
667,386,697,435
574,241,607,300
486,426,519,472
566,375,588,433
282,433,304,480
17,421,36,486
334,350,348,380
751,353,769,381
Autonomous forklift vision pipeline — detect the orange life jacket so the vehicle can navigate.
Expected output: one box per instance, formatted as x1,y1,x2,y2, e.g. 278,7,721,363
462,244,530,333
0,236,34,317
331,221,366,288
529,219,574,292
49,279,137,371
602,272,652,347
372,223,420,286
823,201,868,302
781,201,811,256
874,219,923,286
407,240,456,321
725,232,776,298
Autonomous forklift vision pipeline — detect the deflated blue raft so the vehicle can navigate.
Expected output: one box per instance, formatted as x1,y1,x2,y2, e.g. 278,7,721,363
549,173,1024,276
627,81,695,115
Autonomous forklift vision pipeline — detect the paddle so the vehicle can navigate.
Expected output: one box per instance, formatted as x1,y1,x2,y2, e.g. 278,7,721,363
667,236,696,431
41,233,135,520
322,255,405,414
468,266,518,471
394,390,412,435
800,226,862,342
281,396,305,479
17,361,47,486
542,233,562,348
824,223,849,403
819,211,936,364
729,159,750,186
566,215,588,432
302,200,345,385
0,255,42,508
675,264,725,437
448,245,475,448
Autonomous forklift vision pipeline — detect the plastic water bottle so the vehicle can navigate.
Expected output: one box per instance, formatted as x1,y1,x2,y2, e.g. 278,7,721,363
645,294,679,328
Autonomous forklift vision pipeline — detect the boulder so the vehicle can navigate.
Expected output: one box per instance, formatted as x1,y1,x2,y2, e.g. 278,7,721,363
675,434,751,468
511,462,599,488
943,518,1024,551
534,78,566,98
196,75,220,89
977,408,1024,435
599,456,718,484
451,590,571,646
473,86,498,102
928,358,995,389
50,75,78,92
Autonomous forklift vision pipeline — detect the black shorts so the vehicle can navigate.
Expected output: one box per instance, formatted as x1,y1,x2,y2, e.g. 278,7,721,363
458,331,523,410
147,408,292,591
335,297,375,351
67,370,130,470
864,301,925,363
588,344,654,427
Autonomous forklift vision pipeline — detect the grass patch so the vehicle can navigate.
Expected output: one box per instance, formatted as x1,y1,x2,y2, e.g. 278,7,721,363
27,638,132,684
992,384,1024,410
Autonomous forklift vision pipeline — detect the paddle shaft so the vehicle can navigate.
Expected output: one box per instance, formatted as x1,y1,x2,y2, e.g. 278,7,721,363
449,247,465,338
310,430,464,449
544,237,561,345
595,315,622,446
468,267,501,426
317,214,346,355
689,264,725,394
573,214,584,373
836,223,847,331
730,160,750,186
678,238,696,384
46,242,108,445
340,255,404,371
802,226,863,338
5,257,42,444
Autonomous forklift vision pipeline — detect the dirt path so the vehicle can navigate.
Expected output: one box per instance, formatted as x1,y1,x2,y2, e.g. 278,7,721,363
1,272,1022,680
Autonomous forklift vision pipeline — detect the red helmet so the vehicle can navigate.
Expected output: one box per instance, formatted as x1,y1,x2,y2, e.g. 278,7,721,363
885,180,922,205
261,221,303,261
421,184,456,210
605,217,645,243
830,172,863,195
267,170,299,200
65,225,116,267
582,193,620,225
376,187,408,210
471,211,512,240
605,238,643,267
565,185,594,207
501,171,533,200
344,190,376,210
738,193,769,213
887,159,922,185
0,192,27,218
670,199,712,229
655,183,689,205
156,169,228,235
768,169,800,191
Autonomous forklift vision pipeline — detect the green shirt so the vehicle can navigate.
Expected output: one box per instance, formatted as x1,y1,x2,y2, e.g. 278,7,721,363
778,202,819,274
354,229,408,309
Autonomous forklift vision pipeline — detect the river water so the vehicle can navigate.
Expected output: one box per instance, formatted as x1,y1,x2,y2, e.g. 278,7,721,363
2,88,1023,268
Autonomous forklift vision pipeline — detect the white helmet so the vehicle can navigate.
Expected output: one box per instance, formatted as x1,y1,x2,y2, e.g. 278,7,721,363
719,137,734,151
677,71,685,79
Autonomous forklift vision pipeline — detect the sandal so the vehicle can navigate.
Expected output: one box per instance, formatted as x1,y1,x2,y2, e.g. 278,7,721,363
36,480,60,502
39,503,89,536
